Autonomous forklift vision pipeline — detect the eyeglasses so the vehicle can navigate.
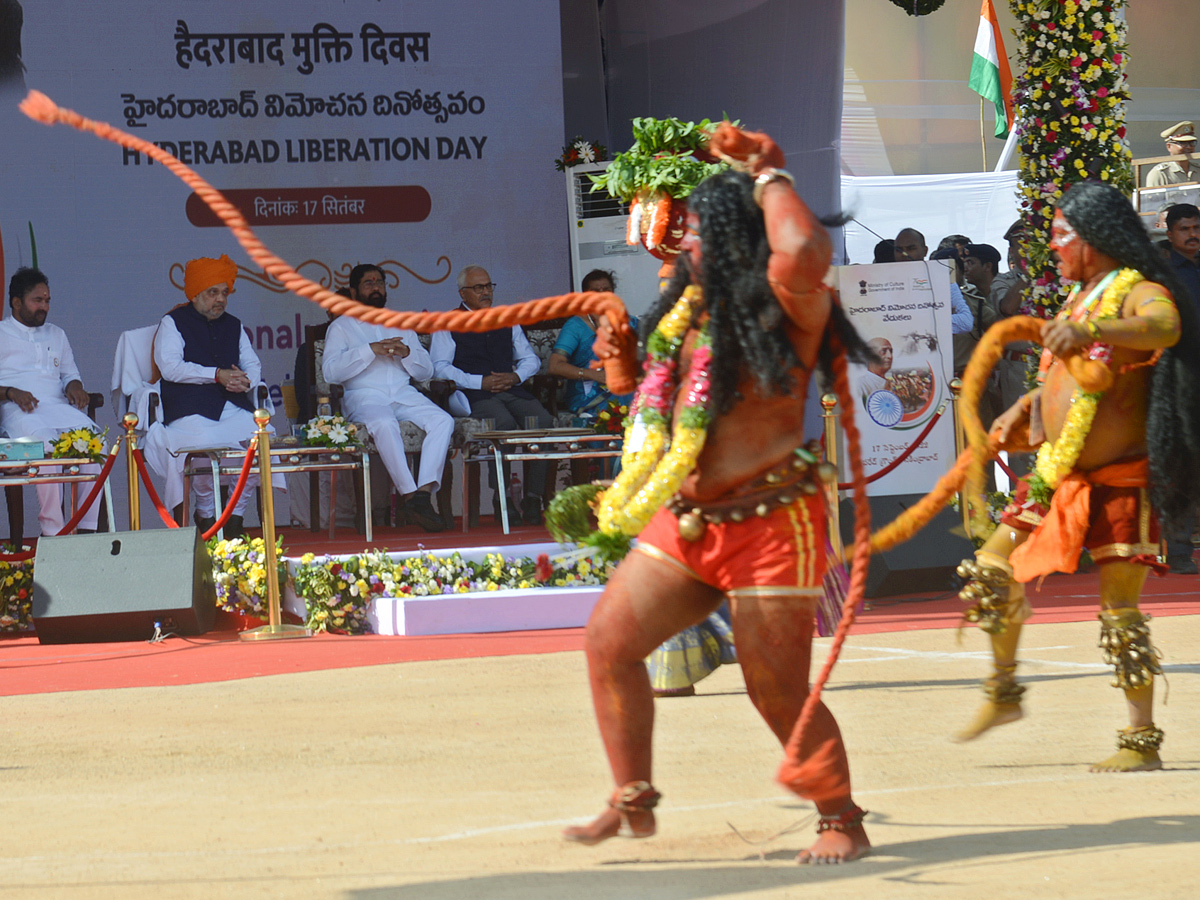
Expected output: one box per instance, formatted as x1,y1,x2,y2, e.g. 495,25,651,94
358,277,386,288
462,282,496,293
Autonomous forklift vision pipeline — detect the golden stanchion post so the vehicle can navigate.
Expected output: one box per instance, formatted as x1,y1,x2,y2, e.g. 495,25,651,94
240,409,311,641
820,393,845,560
122,413,141,531
949,377,971,539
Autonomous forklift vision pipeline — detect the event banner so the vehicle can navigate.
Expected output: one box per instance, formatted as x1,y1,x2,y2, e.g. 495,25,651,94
0,0,565,427
835,260,957,496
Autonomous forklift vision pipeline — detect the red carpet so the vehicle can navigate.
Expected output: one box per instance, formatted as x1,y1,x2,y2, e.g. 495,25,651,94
2,518,1196,697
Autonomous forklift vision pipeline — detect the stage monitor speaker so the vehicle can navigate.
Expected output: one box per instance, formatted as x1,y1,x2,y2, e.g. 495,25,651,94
32,528,216,644
839,493,975,599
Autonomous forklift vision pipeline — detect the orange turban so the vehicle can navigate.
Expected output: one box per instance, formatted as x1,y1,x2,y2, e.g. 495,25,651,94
183,254,238,300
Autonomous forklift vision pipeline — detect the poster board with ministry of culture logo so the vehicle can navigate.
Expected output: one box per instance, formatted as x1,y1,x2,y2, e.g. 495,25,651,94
834,260,957,497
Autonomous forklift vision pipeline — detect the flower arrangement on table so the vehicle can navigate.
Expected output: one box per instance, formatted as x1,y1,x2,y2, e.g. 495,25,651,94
1009,0,1132,318
51,427,107,462
209,536,287,618
593,397,630,436
302,414,364,449
589,117,728,260
555,136,608,171
0,548,35,632
292,549,614,635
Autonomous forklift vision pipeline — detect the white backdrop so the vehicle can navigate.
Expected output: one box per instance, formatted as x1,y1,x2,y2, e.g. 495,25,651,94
840,171,1020,266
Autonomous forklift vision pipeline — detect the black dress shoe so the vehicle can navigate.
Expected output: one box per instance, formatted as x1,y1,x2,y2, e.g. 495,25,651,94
406,492,445,532
223,514,246,541
194,511,217,536
493,501,522,526
522,495,543,526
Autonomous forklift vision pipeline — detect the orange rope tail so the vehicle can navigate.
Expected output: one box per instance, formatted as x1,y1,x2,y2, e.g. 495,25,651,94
776,329,872,790
866,315,1111,552
19,90,638,394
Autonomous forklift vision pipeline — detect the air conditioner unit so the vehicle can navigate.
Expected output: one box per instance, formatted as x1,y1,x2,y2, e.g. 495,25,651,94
565,163,664,316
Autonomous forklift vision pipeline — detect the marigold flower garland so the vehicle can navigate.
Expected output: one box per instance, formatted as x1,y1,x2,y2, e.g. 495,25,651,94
595,285,712,544
1029,267,1141,497
1009,0,1132,318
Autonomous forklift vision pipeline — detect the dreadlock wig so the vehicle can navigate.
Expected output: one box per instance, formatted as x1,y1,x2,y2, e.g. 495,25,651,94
1058,181,1200,532
639,169,873,415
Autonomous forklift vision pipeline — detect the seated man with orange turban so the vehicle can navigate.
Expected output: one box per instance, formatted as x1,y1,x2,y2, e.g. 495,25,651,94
143,255,281,537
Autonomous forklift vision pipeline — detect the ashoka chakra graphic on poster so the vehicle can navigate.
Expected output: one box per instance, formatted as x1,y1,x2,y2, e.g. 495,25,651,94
866,390,904,427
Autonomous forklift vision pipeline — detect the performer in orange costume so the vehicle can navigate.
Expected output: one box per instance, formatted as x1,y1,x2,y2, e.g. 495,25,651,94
955,181,1200,771
563,125,877,863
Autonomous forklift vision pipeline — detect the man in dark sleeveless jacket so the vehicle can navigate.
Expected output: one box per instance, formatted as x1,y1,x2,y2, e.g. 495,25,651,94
429,265,552,524
143,255,276,538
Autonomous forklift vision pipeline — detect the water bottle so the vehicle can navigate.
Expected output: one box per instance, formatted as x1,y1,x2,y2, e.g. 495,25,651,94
316,396,332,418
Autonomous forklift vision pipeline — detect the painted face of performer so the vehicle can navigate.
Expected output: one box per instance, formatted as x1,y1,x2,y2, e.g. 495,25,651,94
190,284,229,321
680,210,703,273
458,267,495,311
354,269,388,309
1049,210,1086,281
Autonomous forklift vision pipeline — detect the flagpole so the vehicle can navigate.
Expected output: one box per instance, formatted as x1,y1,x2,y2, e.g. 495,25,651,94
980,98,987,171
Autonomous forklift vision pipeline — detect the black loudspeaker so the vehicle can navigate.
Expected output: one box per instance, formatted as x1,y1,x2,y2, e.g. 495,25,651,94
32,528,216,644
839,493,975,599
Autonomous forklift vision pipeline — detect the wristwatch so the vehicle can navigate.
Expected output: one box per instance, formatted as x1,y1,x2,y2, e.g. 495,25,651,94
753,168,795,207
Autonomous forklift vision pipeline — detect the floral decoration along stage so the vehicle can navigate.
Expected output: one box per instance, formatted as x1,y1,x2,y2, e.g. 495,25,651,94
1009,0,1132,318
292,549,614,635
209,536,287,620
51,427,107,462
302,414,364,449
0,547,35,632
555,136,607,172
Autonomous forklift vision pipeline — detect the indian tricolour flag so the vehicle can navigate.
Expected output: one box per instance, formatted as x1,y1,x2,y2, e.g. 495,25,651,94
969,0,1014,139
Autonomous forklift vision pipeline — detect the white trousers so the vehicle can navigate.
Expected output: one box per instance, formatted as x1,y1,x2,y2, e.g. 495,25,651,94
1,404,103,536
143,403,279,516
347,395,452,495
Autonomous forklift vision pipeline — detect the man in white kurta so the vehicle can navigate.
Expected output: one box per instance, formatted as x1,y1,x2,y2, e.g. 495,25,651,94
0,268,102,536
321,264,451,532
142,255,279,537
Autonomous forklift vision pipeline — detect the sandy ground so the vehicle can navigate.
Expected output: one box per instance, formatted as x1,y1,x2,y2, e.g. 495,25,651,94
2,613,1198,900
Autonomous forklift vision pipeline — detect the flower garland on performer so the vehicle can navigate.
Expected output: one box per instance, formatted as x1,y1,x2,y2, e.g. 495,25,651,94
546,286,711,560
597,285,712,537
1026,267,1142,503
1009,0,1132,318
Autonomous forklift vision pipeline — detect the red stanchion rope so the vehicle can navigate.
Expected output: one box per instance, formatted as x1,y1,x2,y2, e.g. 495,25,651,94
199,445,258,541
0,448,121,562
131,448,181,529
131,444,257,539
835,404,945,490
994,452,1019,481
18,91,640,394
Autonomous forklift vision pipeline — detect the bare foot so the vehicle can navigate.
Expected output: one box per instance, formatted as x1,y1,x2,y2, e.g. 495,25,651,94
1090,748,1162,773
952,701,1022,743
796,824,870,864
562,806,655,845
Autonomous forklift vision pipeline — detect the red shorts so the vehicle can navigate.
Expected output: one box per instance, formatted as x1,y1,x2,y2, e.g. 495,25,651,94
1001,476,1162,568
635,494,827,595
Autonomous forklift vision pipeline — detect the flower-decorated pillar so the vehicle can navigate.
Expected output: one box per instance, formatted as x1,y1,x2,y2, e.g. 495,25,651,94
1009,0,1132,317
